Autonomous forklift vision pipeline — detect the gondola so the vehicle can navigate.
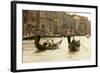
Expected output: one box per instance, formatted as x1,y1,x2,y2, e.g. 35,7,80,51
68,38,80,52
34,35,62,51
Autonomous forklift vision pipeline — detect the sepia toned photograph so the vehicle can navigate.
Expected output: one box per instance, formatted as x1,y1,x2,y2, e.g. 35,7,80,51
11,1,97,72
22,10,92,63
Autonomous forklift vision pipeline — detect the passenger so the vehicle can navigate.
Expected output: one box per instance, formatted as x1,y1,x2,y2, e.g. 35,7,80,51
46,40,51,47
51,40,57,47
43,40,51,47
50,40,55,46
43,40,48,46
71,37,76,44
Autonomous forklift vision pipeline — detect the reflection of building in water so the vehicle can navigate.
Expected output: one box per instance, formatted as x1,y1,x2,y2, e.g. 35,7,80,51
23,10,91,37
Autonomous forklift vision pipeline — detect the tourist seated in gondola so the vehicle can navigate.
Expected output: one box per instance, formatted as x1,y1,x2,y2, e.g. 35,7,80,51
46,40,51,47
43,40,51,47
42,40,47,46
75,40,80,47
68,37,80,52
70,37,80,46
69,38,76,48
42,40,57,47
50,40,57,47
71,37,76,44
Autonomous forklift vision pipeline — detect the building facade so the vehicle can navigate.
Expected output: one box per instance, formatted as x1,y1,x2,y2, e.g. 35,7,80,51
23,10,91,37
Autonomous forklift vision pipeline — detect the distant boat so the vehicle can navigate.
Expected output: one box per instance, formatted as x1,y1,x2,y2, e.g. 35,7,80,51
34,35,62,51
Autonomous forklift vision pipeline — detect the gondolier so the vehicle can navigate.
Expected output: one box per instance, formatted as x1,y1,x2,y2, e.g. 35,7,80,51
67,29,71,44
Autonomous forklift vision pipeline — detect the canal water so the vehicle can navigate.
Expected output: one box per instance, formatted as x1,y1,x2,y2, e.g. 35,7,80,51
22,36,91,63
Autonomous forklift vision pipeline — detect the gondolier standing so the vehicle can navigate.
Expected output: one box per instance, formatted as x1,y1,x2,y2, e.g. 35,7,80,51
67,29,71,44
